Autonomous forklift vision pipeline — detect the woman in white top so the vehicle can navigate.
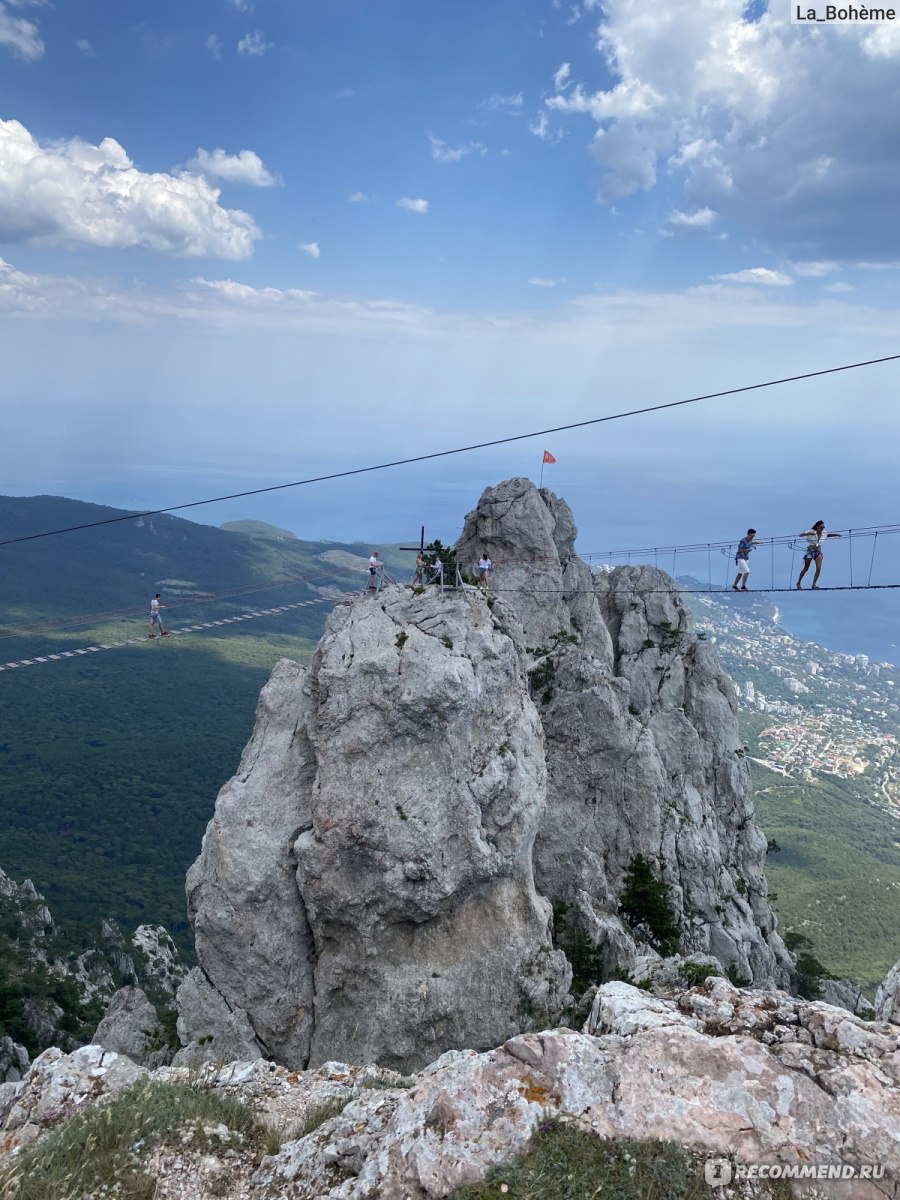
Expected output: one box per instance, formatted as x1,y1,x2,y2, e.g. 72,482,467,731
478,554,492,586
796,521,841,590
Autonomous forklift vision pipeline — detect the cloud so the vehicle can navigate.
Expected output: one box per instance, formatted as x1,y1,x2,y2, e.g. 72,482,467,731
298,241,320,259
528,277,560,287
186,147,277,187
348,191,371,203
227,0,252,10
397,197,428,214
824,281,855,293
712,268,793,287
792,261,839,278
666,207,717,231
428,135,486,163
553,63,572,91
529,112,563,143
336,87,355,99
205,33,223,59
0,1,43,60
237,29,272,56
539,0,900,260
480,92,524,114
0,118,261,259
76,38,95,58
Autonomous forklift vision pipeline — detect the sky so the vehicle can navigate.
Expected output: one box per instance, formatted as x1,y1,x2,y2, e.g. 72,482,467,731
1,0,900,564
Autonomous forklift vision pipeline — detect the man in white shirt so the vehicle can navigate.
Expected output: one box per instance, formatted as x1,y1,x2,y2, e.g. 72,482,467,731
148,593,166,638
368,552,380,593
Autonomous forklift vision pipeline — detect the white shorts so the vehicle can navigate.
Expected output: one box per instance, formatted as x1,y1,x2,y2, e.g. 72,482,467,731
735,559,750,576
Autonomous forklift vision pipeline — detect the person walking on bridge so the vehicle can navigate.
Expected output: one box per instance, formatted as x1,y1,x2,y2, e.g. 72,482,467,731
732,529,759,591
796,521,841,590
148,593,167,638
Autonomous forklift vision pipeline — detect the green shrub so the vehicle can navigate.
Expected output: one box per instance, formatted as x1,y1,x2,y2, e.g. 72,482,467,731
725,965,752,988
395,630,408,648
679,961,721,987
451,1118,794,1199
0,1079,270,1200
619,856,680,957
783,931,833,1000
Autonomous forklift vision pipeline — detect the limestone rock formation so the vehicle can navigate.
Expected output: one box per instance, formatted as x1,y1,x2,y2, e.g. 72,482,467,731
877,958,900,1025
92,986,171,1069
458,478,790,987
4,979,898,1197
0,1039,28,1086
182,589,570,1072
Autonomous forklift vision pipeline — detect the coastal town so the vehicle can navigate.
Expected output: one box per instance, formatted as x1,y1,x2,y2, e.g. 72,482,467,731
687,592,900,815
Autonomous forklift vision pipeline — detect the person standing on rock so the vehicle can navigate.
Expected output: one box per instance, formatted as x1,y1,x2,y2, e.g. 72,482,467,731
796,521,841,590
414,553,426,584
368,551,380,593
731,529,758,591
148,593,167,638
478,553,492,587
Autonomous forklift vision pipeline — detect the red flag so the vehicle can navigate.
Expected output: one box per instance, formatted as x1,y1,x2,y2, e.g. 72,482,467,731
542,450,556,464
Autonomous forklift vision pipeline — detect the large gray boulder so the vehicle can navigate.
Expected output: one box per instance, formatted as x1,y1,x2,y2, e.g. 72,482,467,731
92,986,171,1069
181,586,570,1072
877,958,900,1025
457,478,790,987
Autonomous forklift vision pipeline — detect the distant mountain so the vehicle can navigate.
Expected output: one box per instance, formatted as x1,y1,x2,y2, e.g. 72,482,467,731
218,519,300,541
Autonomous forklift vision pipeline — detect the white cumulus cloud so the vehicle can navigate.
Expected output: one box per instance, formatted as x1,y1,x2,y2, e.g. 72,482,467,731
76,38,95,58
539,0,900,260
428,135,486,163
397,197,428,214
205,33,224,59
666,207,717,230
186,147,277,187
348,191,371,203
0,118,261,260
0,1,43,60
298,241,320,258
713,268,793,287
237,28,273,56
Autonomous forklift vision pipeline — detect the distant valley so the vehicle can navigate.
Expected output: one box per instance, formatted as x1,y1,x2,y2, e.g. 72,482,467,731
0,495,897,991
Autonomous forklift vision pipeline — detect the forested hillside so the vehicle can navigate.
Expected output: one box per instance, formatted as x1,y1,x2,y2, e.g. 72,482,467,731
0,496,411,951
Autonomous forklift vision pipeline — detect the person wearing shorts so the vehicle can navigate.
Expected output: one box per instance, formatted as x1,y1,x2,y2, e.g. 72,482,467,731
796,521,841,590
368,552,380,592
148,593,166,637
478,554,492,587
732,530,758,591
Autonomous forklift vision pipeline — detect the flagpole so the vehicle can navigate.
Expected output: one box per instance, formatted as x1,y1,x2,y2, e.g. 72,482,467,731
540,453,544,489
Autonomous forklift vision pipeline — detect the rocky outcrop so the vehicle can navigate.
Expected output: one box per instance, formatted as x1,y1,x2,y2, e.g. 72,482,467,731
4,980,898,1198
877,958,900,1025
0,1044,145,1156
0,1039,28,1086
132,924,188,997
457,478,790,987
183,589,570,1072
92,986,172,1069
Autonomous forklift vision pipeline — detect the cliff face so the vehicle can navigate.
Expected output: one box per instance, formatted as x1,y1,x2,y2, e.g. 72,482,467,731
181,586,570,1071
179,478,789,1071
457,478,790,986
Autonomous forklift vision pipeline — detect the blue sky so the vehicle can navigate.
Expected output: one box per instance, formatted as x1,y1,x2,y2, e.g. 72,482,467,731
1,0,899,559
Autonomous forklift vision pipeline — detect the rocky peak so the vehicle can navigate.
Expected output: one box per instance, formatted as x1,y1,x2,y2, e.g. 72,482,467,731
181,586,570,1072
178,478,791,1073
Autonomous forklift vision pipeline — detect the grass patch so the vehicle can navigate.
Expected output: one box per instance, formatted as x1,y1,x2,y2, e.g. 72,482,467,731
451,1119,794,1198
296,1095,353,1138
0,1079,271,1200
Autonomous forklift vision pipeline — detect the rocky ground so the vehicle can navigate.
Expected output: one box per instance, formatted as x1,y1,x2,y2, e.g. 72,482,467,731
2,974,898,1199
